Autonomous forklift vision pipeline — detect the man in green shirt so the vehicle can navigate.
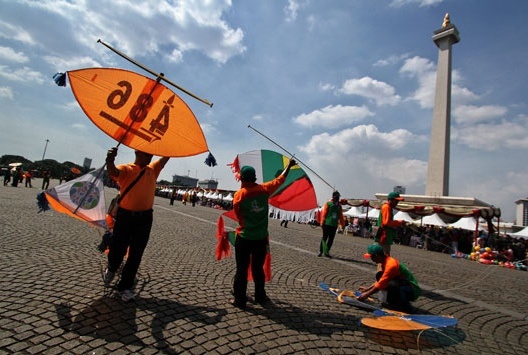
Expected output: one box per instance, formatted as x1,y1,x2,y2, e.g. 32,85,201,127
231,159,296,309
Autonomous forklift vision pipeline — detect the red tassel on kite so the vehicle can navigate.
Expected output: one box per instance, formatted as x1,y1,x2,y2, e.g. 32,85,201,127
215,216,231,260
246,245,272,282
215,212,273,282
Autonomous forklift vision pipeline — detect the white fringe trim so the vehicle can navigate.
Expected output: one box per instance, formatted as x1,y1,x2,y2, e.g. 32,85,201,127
269,205,318,224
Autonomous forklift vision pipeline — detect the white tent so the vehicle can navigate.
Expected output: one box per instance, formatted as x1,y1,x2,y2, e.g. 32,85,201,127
511,227,528,240
358,208,380,219
223,193,234,202
394,211,415,223
448,216,485,231
344,206,364,218
416,213,447,227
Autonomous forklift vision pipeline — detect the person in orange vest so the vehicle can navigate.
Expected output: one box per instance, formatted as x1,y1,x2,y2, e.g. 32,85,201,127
24,171,33,188
376,192,407,256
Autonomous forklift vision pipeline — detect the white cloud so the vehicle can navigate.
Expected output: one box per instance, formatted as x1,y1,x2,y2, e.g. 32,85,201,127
453,119,528,151
400,56,479,109
373,53,410,67
0,20,36,45
298,126,428,201
390,0,445,7
0,65,45,84
453,104,508,125
299,124,420,155
338,76,401,106
293,105,374,129
318,82,335,92
365,156,427,185
23,0,246,64
284,0,301,22
0,86,14,99
0,46,29,63
43,56,102,72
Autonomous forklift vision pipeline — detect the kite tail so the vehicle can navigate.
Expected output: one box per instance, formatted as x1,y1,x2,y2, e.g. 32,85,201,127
247,238,272,282
263,252,272,282
215,216,231,260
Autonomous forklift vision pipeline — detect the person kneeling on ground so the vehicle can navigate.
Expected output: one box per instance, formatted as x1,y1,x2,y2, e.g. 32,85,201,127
357,244,420,313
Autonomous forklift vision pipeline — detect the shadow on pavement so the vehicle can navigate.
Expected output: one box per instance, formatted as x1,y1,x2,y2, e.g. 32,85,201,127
243,298,361,335
364,325,466,350
55,295,228,354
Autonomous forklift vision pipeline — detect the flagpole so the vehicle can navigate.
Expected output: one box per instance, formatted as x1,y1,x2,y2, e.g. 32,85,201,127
97,39,213,108
247,125,335,190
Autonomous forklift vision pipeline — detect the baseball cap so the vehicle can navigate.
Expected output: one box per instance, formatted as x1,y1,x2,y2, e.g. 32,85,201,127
387,191,404,201
363,244,384,259
240,166,256,181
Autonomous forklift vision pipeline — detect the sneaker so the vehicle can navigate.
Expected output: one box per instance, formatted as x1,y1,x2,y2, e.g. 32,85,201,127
120,289,135,302
317,252,323,257
103,268,115,287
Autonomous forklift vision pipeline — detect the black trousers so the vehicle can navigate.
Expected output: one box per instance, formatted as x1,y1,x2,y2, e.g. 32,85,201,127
108,208,153,291
320,224,338,253
376,271,414,311
233,237,268,305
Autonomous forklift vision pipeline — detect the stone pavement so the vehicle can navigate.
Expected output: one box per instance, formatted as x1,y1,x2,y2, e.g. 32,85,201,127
1,181,527,354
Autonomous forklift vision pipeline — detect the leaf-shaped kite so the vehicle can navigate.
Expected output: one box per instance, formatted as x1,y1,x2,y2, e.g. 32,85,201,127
68,68,209,157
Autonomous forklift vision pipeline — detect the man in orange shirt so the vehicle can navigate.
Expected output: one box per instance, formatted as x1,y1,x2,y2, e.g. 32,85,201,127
358,244,420,313
376,191,406,256
104,147,169,302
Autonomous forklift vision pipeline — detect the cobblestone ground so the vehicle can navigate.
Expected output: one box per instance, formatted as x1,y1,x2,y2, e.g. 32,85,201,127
1,180,527,354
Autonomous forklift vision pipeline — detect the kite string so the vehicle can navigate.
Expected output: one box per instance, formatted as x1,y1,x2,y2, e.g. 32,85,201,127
247,125,335,191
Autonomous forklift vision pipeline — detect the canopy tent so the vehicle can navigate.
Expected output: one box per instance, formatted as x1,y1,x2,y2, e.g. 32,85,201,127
416,213,447,227
394,211,415,223
358,208,380,220
511,227,528,240
448,216,485,231
344,206,364,218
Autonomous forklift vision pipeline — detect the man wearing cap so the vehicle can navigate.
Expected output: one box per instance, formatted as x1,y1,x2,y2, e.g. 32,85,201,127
376,191,406,256
358,244,420,313
231,159,296,309
318,191,345,258
104,147,169,302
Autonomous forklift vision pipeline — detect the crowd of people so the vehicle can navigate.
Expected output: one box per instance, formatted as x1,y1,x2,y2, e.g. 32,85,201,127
2,167,70,189
342,215,528,265
156,186,234,210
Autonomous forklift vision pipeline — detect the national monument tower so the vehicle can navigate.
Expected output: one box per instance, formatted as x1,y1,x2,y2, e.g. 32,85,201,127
425,14,460,197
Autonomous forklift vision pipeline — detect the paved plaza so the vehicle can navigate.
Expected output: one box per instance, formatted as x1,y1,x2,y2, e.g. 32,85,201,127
1,180,527,354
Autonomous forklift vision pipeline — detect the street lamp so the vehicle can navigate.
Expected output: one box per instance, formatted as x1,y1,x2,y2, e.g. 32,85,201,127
42,139,50,161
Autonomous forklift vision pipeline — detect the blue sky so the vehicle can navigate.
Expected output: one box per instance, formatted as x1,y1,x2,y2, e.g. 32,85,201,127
1,0,527,222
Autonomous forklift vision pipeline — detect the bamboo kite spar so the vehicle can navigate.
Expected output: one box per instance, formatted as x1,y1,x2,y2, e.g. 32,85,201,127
247,125,336,191
97,39,213,107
